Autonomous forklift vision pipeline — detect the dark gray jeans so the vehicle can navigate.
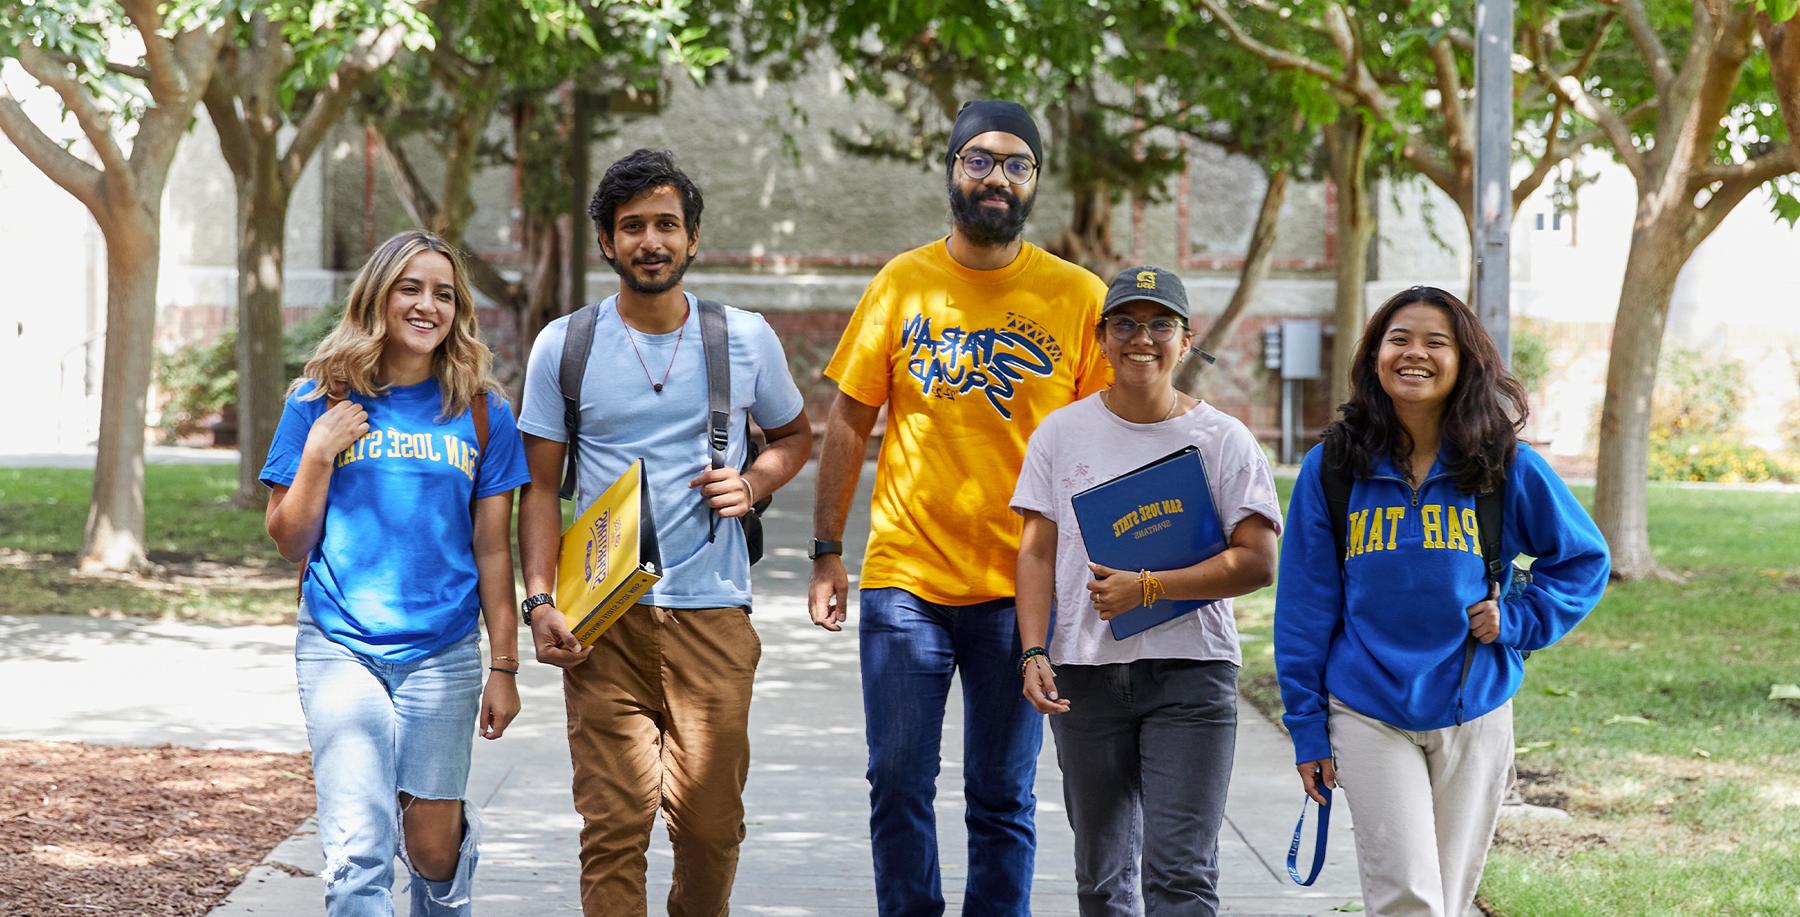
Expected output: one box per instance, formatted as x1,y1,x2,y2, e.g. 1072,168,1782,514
1048,658,1239,917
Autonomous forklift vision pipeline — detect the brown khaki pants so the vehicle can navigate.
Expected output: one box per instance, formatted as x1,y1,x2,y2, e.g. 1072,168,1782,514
563,604,760,917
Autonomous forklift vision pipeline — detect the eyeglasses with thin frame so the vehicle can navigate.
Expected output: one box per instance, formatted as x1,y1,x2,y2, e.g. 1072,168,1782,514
956,149,1038,184
1103,315,1186,343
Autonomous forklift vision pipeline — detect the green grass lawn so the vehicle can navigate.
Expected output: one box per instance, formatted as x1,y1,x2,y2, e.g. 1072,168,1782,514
1237,477,1800,916
0,465,293,621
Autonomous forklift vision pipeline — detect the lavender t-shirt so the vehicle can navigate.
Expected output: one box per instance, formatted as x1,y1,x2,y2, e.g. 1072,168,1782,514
1010,394,1283,666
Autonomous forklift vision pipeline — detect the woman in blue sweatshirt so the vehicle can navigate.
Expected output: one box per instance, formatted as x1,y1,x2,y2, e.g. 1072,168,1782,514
1274,286,1609,917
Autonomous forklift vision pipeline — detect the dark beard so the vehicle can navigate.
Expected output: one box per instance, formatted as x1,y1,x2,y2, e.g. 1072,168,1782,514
948,178,1033,246
613,250,693,295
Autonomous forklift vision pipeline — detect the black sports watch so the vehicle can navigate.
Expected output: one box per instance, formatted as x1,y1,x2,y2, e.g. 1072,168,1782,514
808,538,843,560
520,593,554,625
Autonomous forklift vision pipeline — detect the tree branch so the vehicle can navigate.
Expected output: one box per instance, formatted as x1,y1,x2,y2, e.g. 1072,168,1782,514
14,43,135,185
1759,10,1800,173
0,89,105,213
1429,36,1471,165
284,23,414,189
1190,0,1353,94
1692,149,1798,244
203,47,255,181
1513,99,1567,210
373,128,444,231
1618,0,1673,93
1696,149,1798,188
119,0,185,105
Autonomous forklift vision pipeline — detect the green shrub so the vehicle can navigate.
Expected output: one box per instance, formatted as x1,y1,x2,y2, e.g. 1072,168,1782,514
1648,430,1797,483
1510,321,1551,394
1640,347,1795,482
155,307,341,442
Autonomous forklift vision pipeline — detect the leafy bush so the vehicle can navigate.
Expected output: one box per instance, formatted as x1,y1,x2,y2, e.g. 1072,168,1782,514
1652,345,1744,437
1510,321,1551,394
155,307,341,442
1647,347,1795,483
1648,431,1797,484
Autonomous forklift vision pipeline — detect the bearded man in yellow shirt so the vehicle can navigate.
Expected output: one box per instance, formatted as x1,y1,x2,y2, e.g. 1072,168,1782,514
808,100,1109,917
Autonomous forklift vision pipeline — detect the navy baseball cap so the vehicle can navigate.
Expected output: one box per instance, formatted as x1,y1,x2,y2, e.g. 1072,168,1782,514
1103,265,1189,320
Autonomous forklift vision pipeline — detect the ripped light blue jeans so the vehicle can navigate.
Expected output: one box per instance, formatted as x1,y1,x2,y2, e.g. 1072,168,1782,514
296,603,483,916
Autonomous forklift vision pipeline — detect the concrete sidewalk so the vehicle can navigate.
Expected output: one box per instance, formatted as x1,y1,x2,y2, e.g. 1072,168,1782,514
0,464,1370,915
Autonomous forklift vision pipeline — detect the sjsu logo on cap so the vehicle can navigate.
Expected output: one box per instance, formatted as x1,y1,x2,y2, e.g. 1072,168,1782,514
1136,270,1157,290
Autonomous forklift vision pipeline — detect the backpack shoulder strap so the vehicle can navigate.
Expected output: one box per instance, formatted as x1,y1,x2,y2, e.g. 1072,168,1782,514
1475,479,1506,590
697,298,731,471
558,305,599,501
1319,442,1353,570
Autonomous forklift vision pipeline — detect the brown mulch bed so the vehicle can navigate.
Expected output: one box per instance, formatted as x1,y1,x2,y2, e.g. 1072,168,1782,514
0,741,314,915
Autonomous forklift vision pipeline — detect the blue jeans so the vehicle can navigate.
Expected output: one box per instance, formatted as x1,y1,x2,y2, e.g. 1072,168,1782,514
1049,660,1238,917
296,604,484,916
859,588,1041,917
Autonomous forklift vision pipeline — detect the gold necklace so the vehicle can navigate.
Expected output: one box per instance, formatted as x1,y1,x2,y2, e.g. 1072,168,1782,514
1103,389,1180,423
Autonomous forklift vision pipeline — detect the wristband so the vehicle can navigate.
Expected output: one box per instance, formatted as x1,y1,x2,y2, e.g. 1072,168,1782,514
743,477,757,508
488,666,519,675
1017,646,1049,677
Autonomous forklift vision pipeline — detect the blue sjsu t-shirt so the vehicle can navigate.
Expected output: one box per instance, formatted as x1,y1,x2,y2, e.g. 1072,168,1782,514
260,378,531,663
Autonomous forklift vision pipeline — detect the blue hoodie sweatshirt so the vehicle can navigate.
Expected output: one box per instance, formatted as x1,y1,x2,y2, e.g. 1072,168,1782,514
1274,441,1610,765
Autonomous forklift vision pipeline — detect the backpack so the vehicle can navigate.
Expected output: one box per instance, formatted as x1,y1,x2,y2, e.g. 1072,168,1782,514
556,298,770,565
1318,442,1529,723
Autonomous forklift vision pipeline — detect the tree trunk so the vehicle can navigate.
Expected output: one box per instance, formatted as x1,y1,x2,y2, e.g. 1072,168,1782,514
1761,13,1800,173
80,211,160,574
232,164,290,507
1592,218,1683,581
1325,111,1375,410
1049,178,1118,277
1176,166,1288,395
565,88,593,314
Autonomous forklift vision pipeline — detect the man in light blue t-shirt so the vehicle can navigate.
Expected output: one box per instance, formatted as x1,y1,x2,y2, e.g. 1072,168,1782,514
515,149,812,917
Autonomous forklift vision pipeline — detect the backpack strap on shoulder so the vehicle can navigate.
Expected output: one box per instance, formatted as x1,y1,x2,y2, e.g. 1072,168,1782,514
1320,440,1353,570
558,304,599,501
698,298,731,544
1475,483,1506,590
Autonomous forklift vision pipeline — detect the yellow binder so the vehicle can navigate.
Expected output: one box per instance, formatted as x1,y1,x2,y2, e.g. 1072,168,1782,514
556,458,662,646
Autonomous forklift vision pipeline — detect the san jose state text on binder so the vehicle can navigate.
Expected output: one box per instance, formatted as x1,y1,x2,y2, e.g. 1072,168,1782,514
1069,445,1229,640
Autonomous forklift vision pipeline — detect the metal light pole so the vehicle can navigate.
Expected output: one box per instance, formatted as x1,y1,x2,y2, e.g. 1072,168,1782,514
1475,0,1514,366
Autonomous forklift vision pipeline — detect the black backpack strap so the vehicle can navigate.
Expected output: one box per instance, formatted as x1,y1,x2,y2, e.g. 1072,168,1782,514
558,304,599,501
470,391,490,515
698,298,731,543
1458,470,1511,723
1475,484,1506,590
1320,443,1353,569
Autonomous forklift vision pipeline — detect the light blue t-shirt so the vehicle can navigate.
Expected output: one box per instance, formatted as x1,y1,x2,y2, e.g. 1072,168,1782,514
517,293,805,609
260,378,532,662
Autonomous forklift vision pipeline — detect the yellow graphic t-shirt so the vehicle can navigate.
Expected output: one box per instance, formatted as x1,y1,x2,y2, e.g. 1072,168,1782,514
826,238,1109,604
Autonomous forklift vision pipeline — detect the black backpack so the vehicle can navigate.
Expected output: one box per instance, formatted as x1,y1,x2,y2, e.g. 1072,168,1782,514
555,298,770,565
1318,442,1528,722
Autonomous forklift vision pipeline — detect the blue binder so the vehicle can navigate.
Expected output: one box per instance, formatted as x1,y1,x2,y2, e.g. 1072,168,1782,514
1069,445,1227,640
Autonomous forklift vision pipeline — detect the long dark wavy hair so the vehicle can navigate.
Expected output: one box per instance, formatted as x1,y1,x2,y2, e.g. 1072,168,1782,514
1320,286,1529,494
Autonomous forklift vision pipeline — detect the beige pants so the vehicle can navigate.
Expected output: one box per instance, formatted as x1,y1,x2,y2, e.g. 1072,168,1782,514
1328,697,1514,917
564,604,761,917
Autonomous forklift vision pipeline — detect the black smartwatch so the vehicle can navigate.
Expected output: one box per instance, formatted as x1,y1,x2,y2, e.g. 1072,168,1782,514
520,593,554,625
808,538,843,560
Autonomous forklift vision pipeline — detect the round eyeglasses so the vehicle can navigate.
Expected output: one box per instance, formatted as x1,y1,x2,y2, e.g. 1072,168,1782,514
1103,315,1186,342
957,149,1038,184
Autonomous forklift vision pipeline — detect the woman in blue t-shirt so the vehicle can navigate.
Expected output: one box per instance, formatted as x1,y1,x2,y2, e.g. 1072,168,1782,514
1274,286,1609,916
260,230,532,915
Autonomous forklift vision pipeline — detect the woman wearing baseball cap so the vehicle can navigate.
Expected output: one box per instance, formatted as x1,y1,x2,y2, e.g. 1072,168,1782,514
1010,265,1283,915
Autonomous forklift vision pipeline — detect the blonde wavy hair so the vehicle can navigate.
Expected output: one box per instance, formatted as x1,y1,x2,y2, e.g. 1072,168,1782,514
294,230,500,418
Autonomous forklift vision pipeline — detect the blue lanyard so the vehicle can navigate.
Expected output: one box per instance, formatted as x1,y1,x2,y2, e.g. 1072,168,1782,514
1286,786,1331,886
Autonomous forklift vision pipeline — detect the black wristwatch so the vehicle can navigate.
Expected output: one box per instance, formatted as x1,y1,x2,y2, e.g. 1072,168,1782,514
520,593,554,625
808,538,843,560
